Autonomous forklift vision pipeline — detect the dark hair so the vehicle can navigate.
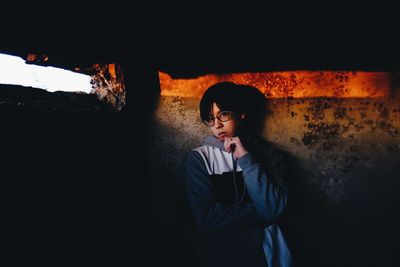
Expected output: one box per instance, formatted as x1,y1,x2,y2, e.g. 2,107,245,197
200,82,267,134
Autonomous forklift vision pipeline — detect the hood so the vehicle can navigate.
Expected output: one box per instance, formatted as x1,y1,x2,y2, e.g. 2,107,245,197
203,135,228,152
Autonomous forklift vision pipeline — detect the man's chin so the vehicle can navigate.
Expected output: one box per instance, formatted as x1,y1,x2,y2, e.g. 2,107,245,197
217,133,231,141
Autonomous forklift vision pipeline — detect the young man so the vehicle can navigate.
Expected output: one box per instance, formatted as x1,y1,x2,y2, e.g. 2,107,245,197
186,82,293,267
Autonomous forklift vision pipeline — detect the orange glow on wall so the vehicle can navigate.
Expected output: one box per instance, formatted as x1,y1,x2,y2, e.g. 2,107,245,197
159,71,390,98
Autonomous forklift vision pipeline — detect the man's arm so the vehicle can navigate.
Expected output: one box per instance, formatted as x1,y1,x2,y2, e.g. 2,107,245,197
237,152,288,223
186,150,266,233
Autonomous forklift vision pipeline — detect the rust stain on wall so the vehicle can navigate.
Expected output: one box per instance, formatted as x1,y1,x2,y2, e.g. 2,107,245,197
159,71,390,98
90,63,126,111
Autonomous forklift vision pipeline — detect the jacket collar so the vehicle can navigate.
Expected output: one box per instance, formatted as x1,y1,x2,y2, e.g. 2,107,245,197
202,135,227,152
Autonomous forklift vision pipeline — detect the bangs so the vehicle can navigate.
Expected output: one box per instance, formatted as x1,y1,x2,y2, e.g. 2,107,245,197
199,82,242,122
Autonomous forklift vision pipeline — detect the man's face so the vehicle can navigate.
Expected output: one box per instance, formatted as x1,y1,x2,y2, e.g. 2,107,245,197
209,102,239,141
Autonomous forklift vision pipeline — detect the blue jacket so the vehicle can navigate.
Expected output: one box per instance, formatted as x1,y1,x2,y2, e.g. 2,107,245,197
186,135,293,267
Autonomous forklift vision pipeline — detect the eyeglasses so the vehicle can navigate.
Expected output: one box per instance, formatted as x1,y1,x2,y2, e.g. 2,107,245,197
203,110,233,127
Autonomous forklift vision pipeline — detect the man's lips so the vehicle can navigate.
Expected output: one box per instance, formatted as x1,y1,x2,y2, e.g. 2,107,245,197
218,132,227,137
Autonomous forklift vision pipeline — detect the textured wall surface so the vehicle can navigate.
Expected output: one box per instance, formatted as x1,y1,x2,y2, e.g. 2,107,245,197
159,71,391,98
148,72,400,267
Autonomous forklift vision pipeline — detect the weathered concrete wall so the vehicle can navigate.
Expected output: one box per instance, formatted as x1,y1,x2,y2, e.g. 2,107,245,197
265,96,400,204
147,74,400,267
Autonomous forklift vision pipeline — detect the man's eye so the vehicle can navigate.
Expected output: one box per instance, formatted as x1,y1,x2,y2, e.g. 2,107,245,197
219,111,230,118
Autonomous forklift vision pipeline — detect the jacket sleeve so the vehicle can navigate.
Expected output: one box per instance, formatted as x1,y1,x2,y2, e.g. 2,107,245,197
185,150,265,233
236,152,288,223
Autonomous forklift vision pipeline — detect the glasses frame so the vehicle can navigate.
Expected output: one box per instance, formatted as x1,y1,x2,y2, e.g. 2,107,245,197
203,110,233,127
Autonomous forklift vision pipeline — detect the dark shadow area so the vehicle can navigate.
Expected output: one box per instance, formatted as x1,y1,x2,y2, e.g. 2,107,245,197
277,148,400,267
1,111,139,266
0,63,159,266
277,151,347,267
0,85,114,112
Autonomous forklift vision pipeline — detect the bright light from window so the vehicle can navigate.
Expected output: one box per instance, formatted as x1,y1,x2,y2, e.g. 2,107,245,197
0,53,92,93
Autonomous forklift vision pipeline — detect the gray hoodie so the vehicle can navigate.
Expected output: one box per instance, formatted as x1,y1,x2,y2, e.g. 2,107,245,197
186,135,293,267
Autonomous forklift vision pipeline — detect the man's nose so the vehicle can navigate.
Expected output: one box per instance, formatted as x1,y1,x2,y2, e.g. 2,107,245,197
214,118,223,128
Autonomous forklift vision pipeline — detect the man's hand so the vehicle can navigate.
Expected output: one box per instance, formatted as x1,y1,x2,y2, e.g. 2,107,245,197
224,136,248,159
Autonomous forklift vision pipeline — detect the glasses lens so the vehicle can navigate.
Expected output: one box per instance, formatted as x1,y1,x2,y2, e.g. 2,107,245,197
218,111,231,122
203,118,214,127
203,111,232,127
